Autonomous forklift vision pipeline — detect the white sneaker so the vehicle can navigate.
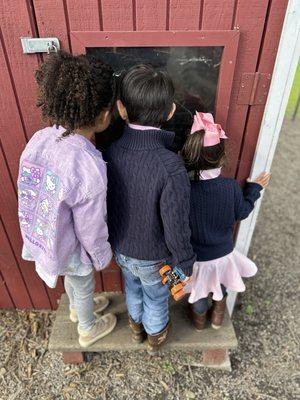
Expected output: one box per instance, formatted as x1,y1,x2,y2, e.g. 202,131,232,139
69,294,110,323
78,313,117,348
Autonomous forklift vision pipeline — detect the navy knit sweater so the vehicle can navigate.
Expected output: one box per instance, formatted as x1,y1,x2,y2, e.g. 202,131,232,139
106,126,196,275
190,176,262,261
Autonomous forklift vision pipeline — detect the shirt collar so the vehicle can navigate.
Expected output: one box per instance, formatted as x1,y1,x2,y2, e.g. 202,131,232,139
117,125,175,150
128,123,160,131
200,168,222,180
189,168,222,181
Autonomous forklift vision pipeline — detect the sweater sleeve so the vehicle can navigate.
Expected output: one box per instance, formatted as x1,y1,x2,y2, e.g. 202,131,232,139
160,171,196,276
234,181,263,221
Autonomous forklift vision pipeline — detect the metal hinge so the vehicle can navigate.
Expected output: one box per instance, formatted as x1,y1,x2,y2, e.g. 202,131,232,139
21,37,60,54
237,72,271,105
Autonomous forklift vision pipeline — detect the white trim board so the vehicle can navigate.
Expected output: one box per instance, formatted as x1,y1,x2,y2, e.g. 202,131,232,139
227,0,300,315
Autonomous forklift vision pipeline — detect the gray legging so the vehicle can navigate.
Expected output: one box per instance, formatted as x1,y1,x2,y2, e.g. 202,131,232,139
64,271,96,331
192,284,227,314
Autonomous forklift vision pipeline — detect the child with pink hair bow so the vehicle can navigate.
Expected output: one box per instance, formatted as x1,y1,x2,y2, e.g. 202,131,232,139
181,112,271,331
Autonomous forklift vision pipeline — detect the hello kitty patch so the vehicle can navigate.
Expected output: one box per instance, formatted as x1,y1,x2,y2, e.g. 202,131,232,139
20,163,43,187
18,210,34,231
18,161,61,252
43,170,59,195
19,188,38,210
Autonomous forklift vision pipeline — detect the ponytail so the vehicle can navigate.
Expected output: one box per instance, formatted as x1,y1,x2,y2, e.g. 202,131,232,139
181,130,226,179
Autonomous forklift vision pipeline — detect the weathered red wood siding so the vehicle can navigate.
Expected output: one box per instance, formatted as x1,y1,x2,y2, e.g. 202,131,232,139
0,0,288,309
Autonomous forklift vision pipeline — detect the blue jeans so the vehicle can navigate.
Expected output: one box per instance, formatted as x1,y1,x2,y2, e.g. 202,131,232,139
115,252,169,335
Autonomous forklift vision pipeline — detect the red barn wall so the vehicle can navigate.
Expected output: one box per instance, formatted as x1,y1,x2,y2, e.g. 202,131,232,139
0,0,288,309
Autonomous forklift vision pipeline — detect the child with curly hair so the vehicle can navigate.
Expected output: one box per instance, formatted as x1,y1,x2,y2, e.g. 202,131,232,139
182,112,270,330
18,51,117,347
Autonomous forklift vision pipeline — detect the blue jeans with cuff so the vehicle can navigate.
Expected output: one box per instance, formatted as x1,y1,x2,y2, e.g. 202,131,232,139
115,252,169,335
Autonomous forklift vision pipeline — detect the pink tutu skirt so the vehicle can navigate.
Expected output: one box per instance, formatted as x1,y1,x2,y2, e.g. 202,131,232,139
184,249,257,303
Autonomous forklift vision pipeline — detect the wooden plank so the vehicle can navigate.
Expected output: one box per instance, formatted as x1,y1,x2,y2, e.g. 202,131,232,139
0,0,42,139
49,293,238,352
236,0,289,182
222,0,269,178
95,0,134,292
135,0,167,30
67,0,101,31
202,0,235,30
101,0,133,30
169,0,201,30
33,0,71,51
0,148,51,309
0,37,27,187
0,271,14,309
0,217,32,309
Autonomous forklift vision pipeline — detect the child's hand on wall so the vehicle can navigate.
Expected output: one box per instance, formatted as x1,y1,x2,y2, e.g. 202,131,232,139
248,172,271,188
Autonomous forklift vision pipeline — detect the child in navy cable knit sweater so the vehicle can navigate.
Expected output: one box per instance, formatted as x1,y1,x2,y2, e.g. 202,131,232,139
182,112,271,330
106,65,195,354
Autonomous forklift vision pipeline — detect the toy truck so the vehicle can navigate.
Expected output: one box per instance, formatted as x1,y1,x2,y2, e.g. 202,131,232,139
159,265,188,301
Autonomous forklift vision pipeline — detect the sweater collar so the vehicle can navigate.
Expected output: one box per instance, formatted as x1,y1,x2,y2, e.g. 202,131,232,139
117,125,175,150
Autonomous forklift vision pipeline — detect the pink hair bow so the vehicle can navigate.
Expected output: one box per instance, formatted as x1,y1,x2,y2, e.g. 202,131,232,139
191,111,228,147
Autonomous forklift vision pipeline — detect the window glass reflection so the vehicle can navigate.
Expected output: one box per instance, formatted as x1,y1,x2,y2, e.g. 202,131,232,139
88,46,223,151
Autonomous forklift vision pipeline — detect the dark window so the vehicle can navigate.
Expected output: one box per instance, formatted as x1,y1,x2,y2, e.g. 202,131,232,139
88,46,223,151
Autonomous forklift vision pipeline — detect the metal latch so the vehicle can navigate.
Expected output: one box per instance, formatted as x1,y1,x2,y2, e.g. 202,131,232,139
237,72,271,105
21,37,60,54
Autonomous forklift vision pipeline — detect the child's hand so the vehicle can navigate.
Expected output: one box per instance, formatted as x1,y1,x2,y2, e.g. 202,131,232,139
182,276,192,286
248,172,271,188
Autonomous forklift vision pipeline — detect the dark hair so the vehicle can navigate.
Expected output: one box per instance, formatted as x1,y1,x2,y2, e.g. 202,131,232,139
35,50,114,137
119,64,175,127
181,130,226,180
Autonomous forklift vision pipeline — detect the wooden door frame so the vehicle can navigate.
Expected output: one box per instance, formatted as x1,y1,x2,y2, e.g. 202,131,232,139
70,30,239,129
227,0,300,314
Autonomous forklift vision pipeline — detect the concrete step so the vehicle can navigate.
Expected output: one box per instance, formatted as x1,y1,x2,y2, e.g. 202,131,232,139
49,293,238,370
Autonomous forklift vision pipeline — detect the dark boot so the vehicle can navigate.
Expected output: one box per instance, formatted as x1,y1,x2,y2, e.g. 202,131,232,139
210,295,227,329
188,304,207,331
128,315,146,343
147,321,171,355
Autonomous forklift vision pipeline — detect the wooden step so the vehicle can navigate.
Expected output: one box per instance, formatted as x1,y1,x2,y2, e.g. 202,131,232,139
49,293,238,370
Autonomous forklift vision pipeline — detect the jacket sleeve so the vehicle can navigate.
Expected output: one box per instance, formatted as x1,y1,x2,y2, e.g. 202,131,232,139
160,171,196,276
72,189,113,271
234,181,263,221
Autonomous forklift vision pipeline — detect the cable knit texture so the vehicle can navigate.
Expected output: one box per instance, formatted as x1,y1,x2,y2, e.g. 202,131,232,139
106,126,196,275
190,177,262,261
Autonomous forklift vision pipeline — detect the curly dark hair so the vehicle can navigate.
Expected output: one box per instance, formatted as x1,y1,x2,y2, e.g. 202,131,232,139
181,129,227,180
35,51,114,137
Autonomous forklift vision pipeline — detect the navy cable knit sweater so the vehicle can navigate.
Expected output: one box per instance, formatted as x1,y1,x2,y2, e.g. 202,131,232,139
190,177,262,261
106,126,196,275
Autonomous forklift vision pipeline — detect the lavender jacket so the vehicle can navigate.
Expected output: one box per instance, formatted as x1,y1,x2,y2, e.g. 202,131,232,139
18,125,112,276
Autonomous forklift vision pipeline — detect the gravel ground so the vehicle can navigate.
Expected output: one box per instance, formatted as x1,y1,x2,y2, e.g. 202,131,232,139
0,120,299,400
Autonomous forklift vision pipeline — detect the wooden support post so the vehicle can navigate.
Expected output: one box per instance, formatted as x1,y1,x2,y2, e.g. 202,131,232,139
202,349,231,371
63,352,85,364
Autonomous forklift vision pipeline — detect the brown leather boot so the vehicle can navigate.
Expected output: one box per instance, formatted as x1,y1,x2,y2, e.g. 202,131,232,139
210,295,227,329
128,315,146,343
147,321,171,355
188,304,207,331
